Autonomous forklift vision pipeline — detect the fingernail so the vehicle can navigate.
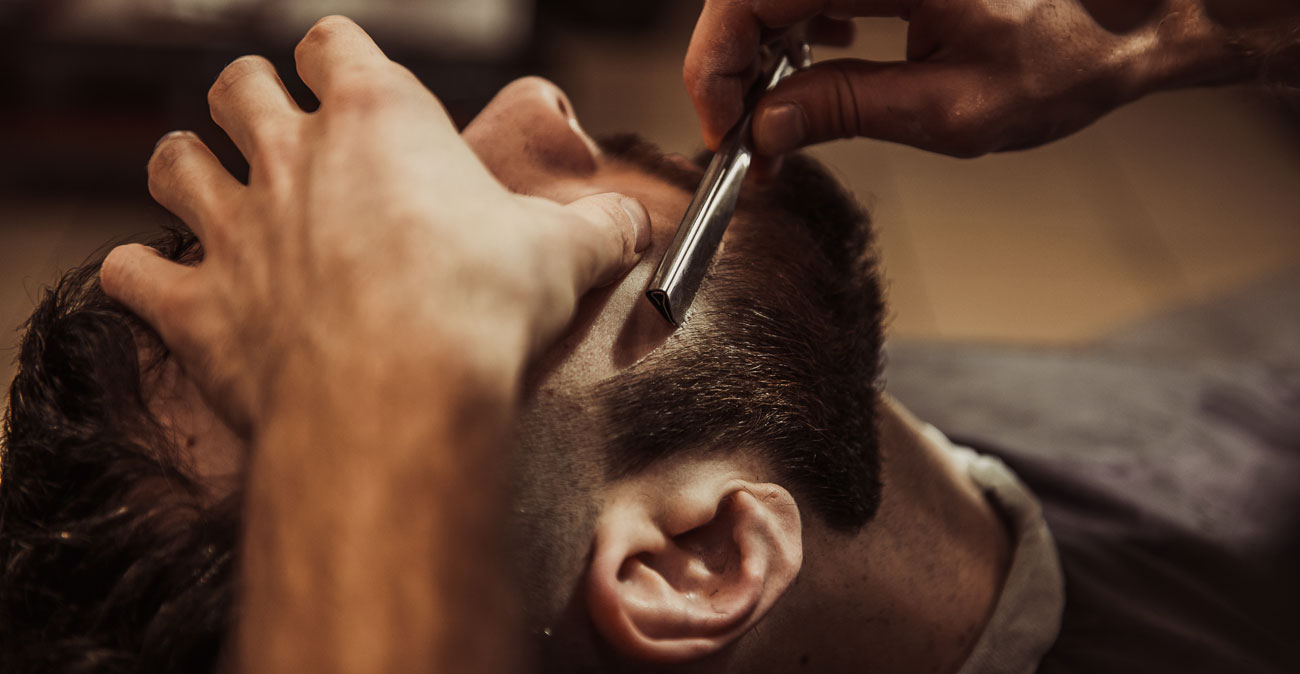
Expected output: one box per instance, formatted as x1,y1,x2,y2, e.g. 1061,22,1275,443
756,103,806,155
621,197,651,252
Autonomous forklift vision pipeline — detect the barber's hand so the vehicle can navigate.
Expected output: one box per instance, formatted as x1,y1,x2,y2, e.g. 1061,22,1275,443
685,0,1243,157
100,16,649,432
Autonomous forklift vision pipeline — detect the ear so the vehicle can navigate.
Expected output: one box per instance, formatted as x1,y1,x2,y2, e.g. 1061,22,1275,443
585,468,803,663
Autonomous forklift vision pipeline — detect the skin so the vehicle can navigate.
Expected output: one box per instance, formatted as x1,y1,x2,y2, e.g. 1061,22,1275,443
464,78,1010,674
143,72,699,493
684,0,1300,158
102,17,657,674
132,30,1009,673
745,397,1010,674
100,3,1300,672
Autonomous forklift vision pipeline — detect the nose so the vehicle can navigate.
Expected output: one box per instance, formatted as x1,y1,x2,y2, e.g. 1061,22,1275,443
462,77,601,194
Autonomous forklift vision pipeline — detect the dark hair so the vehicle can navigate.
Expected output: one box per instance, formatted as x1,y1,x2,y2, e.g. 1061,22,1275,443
594,150,885,530
508,141,885,673
0,227,238,673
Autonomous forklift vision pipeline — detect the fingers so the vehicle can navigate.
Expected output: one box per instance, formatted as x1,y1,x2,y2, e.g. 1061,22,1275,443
684,0,918,149
100,244,199,349
208,55,304,163
293,15,390,102
559,193,651,292
751,59,997,157
684,0,771,149
148,131,243,239
291,15,457,135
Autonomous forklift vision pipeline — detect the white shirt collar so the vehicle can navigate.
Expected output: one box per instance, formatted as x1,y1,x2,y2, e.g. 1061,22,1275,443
918,423,1066,674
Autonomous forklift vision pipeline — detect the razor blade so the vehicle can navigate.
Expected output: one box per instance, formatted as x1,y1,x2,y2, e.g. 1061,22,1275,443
645,39,812,327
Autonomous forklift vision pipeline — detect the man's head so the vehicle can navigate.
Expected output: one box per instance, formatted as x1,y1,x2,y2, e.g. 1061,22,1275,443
0,77,883,672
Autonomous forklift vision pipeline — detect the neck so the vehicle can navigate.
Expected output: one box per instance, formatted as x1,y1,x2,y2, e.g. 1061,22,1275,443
738,397,1011,674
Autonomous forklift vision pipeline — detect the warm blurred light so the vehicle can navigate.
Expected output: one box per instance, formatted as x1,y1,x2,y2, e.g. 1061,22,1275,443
31,0,534,58
266,0,535,59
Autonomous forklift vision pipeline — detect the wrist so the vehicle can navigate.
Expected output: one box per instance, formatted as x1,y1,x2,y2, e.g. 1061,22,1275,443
1120,7,1224,97
256,317,528,434
1124,1,1297,97
240,352,519,674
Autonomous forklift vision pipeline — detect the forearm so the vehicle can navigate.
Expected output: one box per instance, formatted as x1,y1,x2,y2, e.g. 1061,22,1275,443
234,355,521,674
1135,0,1300,94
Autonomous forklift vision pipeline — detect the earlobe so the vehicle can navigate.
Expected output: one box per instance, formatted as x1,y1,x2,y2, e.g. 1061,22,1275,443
586,479,802,663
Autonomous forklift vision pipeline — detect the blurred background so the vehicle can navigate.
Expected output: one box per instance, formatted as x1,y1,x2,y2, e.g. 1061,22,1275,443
3,0,1299,387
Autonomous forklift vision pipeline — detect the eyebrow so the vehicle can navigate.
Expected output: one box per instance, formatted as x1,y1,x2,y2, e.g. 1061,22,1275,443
595,133,707,195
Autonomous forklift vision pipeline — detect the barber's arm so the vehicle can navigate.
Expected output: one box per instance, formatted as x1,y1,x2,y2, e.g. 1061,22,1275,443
99,16,648,674
685,0,1300,157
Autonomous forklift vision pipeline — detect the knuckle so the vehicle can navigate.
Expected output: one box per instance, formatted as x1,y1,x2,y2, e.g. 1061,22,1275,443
162,279,202,317
296,14,355,56
683,63,739,117
209,54,273,104
147,133,193,179
99,245,138,294
596,211,636,264
150,283,187,318
198,213,234,250
576,197,633,256
591,196,625,229
925,93,996,158
830,68,867,139
611,212,638,267
200,190,234,223
328,67,401,109
248,120,300,161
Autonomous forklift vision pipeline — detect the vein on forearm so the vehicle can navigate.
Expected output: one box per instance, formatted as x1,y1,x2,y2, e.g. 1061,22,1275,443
236,369,521,674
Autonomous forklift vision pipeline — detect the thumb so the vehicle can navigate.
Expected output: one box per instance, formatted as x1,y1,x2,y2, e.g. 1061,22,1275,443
751,59,979,156
559,192,652,292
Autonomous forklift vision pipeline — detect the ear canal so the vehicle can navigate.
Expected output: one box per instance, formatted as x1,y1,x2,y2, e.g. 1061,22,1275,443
587,484,803,663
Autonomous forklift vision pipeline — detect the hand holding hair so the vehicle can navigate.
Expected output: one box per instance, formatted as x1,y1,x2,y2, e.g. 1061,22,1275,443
97,16,649,674
101,18,649,434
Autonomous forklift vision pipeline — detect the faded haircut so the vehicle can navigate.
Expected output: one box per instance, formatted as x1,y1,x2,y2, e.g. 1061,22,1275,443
516,135,885,532
595,143,885,531
509,139,885,663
